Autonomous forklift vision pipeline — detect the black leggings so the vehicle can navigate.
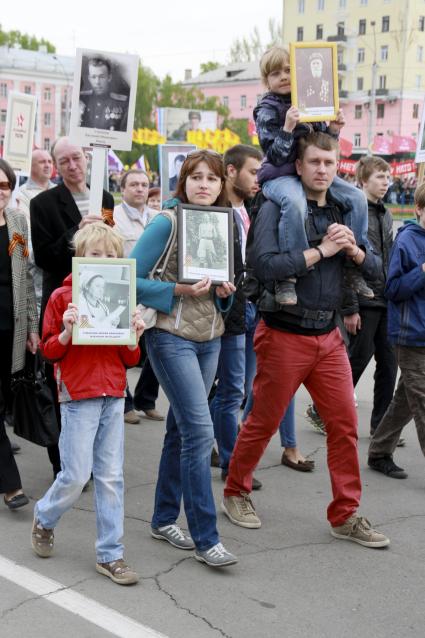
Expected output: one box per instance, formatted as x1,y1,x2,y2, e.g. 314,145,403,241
0,330,21,494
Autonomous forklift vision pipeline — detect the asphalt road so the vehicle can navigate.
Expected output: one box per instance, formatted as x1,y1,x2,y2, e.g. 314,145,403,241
1,357,424,638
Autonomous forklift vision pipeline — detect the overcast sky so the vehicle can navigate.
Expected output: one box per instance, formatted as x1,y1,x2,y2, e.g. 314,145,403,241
1,1,282,80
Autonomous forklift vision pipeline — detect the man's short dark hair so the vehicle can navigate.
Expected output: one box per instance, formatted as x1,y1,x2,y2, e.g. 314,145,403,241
223,144,263,172
87,56,112,75
297,132,339,160
120,169,149,190
188,111,201,121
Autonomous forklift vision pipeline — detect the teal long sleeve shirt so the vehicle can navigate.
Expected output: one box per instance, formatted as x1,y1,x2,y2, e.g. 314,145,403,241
130,213,233,316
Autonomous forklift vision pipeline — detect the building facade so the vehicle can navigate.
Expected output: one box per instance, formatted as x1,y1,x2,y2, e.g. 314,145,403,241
0,46,74,155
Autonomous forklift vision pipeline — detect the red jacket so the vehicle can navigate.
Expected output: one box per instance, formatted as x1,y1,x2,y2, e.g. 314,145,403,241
40,274,140,402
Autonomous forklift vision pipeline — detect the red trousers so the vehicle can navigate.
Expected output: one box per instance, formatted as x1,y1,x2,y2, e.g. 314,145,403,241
224,321,361,526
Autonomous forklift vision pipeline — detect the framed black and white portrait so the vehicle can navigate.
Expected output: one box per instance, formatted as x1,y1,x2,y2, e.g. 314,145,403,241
290,41,339,122
72,257,136,345
159,143,197,204
69,48,139,151
177,204,234,285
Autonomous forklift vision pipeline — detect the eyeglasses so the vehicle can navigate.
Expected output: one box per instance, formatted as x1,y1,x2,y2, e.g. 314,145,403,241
0,181,11,191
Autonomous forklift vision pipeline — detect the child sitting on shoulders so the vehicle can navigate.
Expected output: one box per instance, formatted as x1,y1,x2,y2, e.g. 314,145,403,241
254,45,373,305
31,222,145,586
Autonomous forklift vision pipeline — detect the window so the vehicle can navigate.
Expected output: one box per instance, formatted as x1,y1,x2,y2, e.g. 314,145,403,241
337,22,345,37
418,46,424,62
339,0,346,7
0,110,6,123
316,24,323,39
44,112,51,126
222,96,228,107
298,0,305,12
379,75,387,89
419,16,425,31
413,103,419,118
297,26,304,41
44,87,51,101
380,45,388,61
377,104,385,119
382,16,390,32
24,85,32,94
359,19,366,35
360,0,367,4
357,77,364,90
357,48,365,63
43,138,51,151
416,75,422,89
354,133,361,147
240,95,247,108
317,0,324,10
0,83,7,98
338,49,344,65
355,105,362,119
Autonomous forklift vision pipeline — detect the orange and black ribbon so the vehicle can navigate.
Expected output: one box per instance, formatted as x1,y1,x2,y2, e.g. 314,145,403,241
101,207,115,227
8,232,29,257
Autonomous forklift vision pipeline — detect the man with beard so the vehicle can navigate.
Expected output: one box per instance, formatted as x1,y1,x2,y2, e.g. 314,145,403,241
209,144,263,488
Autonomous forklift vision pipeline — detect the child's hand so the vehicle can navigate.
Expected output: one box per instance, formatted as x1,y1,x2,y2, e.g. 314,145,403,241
328,109,345,134
283,106,300,133
63,303,79,335
131,307,146,342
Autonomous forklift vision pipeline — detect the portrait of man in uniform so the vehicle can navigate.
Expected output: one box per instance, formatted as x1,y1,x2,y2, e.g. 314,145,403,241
290,42,339,122
79,55,129,132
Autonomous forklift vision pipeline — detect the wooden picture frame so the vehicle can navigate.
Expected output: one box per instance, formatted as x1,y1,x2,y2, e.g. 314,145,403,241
177,204,234,285
290,41,339,122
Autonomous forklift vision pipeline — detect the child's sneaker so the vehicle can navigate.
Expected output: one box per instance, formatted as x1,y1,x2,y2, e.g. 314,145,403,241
275,278,297,305
96,559,139,585
344,267,374,299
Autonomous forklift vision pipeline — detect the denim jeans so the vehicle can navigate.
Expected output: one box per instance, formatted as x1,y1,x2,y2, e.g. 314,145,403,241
35,397,125,563
243,313,297,448
263,175,369,252
145,328,220,551
210,333,245,471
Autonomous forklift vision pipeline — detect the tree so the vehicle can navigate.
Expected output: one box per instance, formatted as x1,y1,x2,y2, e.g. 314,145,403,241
200,61,221,74
229,19,282,63
133,63,160,129
157,75,229,117
0,25,56,52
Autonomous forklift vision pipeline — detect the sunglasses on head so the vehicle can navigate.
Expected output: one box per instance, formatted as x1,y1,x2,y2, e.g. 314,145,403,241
0,181,11,191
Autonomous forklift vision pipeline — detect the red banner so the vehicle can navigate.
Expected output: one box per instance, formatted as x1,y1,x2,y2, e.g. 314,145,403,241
339,137,353,158
372,135,394,154
391,135,416,153
248,119,257,137
391,160,416,176
338,159,357,174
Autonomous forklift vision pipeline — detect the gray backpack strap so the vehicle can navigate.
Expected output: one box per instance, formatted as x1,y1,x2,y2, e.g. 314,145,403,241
149,211,177,281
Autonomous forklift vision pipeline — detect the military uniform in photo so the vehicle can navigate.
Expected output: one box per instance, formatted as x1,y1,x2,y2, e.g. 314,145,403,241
79,90,129,131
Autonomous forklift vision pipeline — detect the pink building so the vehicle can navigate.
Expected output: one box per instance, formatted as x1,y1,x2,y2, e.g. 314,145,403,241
0,46,74,155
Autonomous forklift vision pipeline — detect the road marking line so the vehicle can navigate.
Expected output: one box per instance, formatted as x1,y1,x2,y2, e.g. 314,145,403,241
0,555,168,638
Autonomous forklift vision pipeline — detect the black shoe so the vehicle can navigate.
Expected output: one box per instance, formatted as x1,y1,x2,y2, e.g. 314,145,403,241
368,456,407,479
221,469,262,490
11,441,21,454
275,279,297,306
211,447,220,468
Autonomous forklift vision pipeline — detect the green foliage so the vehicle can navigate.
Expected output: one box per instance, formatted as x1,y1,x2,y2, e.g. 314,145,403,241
200,61,221,74
0,25,55,52
134,63,160,129
157,75,229,117
221,118,251,144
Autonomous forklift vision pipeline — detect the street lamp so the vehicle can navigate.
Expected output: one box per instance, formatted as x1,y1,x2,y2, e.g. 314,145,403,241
367,20,377,156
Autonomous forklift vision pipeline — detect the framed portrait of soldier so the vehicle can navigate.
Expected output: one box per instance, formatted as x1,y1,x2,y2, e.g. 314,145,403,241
71,257,136,345
156,107,218,142
159,144,197,204
415,97,425,163
290,41,339,122
177,204,234,285
69,48,139,151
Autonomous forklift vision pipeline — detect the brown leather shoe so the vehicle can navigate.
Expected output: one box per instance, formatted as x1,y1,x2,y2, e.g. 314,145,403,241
141,409,165,421
281,451,315,472
124,410,140,424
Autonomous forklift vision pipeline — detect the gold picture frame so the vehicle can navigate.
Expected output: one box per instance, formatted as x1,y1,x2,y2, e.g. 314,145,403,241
290,41,339,123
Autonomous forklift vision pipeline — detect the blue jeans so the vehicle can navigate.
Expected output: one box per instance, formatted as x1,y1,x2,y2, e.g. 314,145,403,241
263,175,369,252
243,315,296,448
35,397,125,563
146,329,220,552
210,333,245,471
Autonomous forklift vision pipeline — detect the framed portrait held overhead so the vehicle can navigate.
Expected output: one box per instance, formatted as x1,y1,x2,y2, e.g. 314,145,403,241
415,96,425,164
290,41,339,122
68,48,139,151
177,204,234,285
159,144,197,204
71,257,136,346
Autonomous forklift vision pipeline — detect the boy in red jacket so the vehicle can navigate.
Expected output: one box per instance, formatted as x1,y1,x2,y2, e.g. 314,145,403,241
32,223,145,585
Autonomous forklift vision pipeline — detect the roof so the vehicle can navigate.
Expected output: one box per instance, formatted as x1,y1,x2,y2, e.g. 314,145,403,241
0,46,74,78
183,61,261,86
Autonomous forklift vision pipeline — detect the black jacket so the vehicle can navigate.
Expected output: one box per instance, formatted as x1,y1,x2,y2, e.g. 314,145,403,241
223,210,247,336
342,200,393,315
253,198,379,335
30,183,114,314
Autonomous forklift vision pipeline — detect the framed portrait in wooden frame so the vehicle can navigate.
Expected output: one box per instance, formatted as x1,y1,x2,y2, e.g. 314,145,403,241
177,204,234,285
72,257,136,345
290,41,339,122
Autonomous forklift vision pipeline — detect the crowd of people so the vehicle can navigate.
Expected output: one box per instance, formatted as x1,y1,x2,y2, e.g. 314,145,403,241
2,44,425,586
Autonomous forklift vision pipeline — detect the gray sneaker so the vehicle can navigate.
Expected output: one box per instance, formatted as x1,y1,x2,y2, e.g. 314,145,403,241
151,524,195,550
221,493,261,528
195,542,238,567
331,515,390,548
31,516,54,558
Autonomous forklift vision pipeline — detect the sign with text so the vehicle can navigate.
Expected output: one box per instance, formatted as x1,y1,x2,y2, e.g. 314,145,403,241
3,92,37,172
